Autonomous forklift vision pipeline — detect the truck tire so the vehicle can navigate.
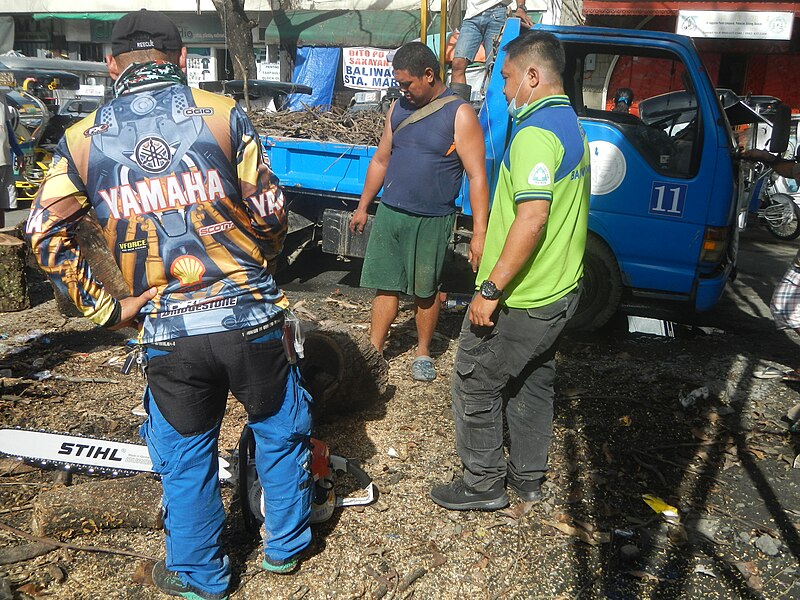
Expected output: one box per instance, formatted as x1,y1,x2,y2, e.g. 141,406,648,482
567,234,623,331
300,322,389,416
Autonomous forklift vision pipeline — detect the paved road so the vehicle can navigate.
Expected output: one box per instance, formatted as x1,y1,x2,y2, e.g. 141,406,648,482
277,222,800,335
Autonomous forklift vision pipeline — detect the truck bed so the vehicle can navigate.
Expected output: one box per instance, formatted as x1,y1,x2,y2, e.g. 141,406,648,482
262,135,377,198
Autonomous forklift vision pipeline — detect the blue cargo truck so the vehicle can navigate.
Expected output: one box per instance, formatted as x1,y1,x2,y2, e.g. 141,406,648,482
263,21,786,330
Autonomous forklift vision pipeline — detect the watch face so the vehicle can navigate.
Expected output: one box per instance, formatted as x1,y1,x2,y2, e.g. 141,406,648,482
480,280,500,299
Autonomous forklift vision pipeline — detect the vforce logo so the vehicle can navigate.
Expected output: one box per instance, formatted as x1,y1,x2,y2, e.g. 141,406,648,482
198,221,235,236
118,238,148,253
184,107,214,117
84,123,109,138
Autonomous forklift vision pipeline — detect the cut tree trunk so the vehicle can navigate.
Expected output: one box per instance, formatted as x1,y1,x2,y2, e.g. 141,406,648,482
0,232,29,312
301,321,389,415
31,474,163,539
50,211,131,318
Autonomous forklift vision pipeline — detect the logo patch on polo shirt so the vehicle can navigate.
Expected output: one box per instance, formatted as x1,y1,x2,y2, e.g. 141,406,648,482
528,163,551,186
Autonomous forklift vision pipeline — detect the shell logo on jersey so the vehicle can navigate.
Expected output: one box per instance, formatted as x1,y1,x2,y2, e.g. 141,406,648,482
170,255,206,286
528,163,551,186
135,136,173,173
98,169,227,219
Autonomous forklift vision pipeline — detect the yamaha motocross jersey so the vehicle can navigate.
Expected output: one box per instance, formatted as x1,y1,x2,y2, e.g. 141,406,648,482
26,83,287,344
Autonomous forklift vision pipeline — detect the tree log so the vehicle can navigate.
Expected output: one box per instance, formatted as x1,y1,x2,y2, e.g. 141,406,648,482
50,211,131,318
0,233,29,312
31,475,163,539
301,322,388,416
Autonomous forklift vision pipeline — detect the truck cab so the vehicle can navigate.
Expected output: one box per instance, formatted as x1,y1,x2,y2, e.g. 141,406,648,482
476,21,742,329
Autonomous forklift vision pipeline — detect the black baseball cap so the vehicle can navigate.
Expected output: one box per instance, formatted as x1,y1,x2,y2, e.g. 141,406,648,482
111,9,183,57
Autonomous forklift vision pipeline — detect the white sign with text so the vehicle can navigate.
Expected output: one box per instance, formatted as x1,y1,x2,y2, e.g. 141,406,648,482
677,10,793,40
187,55,217,88
342,47,398,90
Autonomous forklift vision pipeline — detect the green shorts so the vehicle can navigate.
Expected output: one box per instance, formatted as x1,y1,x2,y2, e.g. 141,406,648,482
360,203,456,298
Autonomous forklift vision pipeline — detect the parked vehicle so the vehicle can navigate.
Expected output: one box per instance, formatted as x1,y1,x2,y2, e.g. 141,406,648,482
262,22,788,330
41,95,105,145
741,163,800,241
4,88,51,199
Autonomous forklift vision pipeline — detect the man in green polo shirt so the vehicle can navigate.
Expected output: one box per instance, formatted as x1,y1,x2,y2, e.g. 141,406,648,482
430,30,590,510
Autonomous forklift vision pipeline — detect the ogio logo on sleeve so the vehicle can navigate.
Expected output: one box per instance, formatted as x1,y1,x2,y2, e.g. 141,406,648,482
528,163,551,186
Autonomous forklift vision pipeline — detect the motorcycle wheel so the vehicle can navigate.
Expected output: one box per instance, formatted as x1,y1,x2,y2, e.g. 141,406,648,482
763,193,800,241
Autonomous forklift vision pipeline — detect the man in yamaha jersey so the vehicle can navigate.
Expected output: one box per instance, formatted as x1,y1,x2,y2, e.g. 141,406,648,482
27,10,311,599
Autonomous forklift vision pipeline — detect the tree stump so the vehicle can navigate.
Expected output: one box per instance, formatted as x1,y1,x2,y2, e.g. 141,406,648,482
0,233,29,312
300,321,389,416
30,474,163,539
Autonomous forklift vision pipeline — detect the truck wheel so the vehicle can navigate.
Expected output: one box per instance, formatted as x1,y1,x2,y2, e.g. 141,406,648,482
567,235,623,331
300,322,389,416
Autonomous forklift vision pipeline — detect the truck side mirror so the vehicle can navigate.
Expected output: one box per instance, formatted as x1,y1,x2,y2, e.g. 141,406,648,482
769,103,791,154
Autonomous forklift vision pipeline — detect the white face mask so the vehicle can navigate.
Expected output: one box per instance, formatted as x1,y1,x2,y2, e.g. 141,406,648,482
507,74,535,118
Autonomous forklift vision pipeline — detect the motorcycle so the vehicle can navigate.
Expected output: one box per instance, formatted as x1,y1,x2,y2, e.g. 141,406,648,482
742,161,800,241
6,88,52,201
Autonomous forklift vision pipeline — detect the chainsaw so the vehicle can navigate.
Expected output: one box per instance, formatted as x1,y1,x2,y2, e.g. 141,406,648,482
0,426,375,527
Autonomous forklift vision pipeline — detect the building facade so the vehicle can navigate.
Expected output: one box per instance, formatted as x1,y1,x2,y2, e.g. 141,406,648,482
584,1,800,110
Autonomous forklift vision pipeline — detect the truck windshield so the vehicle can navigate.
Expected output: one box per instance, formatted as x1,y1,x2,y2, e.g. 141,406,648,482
573,49,703,179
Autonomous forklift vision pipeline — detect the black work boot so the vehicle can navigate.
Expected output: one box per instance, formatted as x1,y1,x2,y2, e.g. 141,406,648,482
429,478,509,511
151,560,229,600
506,477,543,503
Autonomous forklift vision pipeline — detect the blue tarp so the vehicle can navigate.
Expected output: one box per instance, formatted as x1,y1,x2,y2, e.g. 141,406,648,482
286,47,340,111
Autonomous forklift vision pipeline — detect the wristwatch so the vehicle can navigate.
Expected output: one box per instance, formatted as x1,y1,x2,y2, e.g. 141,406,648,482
479,280,503,300
517,5,527,11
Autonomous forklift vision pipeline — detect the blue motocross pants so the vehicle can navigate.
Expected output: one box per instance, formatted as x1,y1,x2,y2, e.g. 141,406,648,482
139,321,312,596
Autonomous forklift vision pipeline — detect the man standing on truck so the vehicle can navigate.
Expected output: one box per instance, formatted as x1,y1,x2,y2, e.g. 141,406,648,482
430,31,590,510
26,10,311,599
350,42,489,382
450,0,534,86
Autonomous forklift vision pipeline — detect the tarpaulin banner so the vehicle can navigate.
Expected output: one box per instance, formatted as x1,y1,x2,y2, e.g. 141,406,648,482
287,46,340,111
342,47,398,90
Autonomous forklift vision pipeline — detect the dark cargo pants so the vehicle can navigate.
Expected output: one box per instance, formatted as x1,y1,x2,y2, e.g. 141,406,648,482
451,289,580,491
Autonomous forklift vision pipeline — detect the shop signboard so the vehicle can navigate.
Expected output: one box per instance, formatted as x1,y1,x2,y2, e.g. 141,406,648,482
342,47,397,90
187,55,217,88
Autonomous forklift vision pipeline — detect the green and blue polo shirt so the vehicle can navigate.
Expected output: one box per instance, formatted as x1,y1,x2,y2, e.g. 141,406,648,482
476,94,591,308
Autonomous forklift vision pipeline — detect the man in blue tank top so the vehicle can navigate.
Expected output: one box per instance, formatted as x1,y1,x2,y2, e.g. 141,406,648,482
350,42,489,382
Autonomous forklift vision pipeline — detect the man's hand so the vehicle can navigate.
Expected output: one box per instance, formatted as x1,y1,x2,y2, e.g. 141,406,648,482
740,149,777,164
468,231,485,272
110,287,157,331
515,7,534,28
469,294,499,327
350,208,368,234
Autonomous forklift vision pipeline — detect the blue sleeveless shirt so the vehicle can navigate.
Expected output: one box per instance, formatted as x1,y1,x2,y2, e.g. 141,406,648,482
381,89,467,216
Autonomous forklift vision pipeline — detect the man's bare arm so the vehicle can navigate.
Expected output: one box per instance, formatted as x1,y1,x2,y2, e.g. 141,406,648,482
454,103,490,272
350,103,395,233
